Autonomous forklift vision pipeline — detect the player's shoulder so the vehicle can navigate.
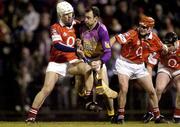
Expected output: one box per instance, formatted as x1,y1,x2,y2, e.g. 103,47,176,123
98,22,108,32
127,29,137,35
123,29,138,38
151,32,162,43
151,32,159,38
51,23,61,30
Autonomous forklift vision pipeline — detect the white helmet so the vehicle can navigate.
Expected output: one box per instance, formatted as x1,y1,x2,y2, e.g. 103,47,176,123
56,1,74,16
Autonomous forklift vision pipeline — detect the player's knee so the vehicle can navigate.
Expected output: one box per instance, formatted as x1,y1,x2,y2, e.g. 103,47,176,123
120,86,128,95
156,87,163,96
148,89,156,98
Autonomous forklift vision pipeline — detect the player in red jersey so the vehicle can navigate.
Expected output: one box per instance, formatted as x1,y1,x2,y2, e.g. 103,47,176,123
25,1,81,122
110,15,168,124
145,32,180,123
156,32,180,123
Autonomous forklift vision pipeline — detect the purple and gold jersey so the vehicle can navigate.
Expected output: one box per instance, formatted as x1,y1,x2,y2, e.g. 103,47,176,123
80,22,111,63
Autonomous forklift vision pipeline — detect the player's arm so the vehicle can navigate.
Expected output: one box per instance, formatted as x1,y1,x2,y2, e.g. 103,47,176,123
98,26,111,64
110,36,116,47
110,30,134,46
54,43,76,52
51,27,76,52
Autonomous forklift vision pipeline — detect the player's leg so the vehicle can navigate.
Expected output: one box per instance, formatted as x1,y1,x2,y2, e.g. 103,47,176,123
112,74,129,124
143,72,170,123
96,65,118,98
26,71,59,122
173,74,180,123
156,72,171,100
68,61,93,95
137,75,168,123
72,66,102,112
100,66,115,118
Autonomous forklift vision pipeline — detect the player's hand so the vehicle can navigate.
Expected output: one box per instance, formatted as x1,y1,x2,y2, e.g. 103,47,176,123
90,60,102,71
76,38,83,50
162,44,168,54
77,48,85,58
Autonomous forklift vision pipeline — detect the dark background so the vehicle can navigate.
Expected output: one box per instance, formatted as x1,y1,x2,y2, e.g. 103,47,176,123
0,0,179,121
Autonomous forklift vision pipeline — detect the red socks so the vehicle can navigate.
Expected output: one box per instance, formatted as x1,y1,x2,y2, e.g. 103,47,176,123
118,108,125,119
27,107,38,119
174,108,180,118
153,107,160,118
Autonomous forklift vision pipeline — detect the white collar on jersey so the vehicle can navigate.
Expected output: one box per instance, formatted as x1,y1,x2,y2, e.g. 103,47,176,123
147,32,153,39
59,19,76,29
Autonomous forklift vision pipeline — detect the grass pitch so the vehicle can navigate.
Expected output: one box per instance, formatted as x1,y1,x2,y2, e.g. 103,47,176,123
0,121,179,127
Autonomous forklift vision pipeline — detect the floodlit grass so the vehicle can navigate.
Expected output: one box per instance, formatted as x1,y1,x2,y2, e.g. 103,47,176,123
0,121,179,127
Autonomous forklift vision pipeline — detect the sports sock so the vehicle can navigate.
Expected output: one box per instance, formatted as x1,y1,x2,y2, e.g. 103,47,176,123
107,109,114,116
118,108,125,119
153,107,160,119
174,108,180,118
27,107,38,119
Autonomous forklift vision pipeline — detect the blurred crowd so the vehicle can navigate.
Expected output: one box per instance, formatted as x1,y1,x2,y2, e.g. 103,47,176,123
0,0,179,114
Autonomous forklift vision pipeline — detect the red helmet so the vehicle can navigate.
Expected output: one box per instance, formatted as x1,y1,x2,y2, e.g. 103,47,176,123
139,15,155,27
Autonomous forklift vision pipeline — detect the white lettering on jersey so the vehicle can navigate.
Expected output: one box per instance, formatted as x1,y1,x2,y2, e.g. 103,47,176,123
52,34,62,41
118,34,127,44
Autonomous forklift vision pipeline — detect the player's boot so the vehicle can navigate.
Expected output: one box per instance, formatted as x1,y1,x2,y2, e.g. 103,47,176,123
85,101,103,112
25,107,38,123
143,112,154,123
111,113,124,124
25,117,36,123
154,115,169,123
173,117,180,123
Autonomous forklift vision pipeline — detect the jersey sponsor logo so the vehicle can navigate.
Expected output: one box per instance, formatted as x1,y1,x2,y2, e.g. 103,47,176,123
118,34,127,43
66,36,75,47
136,47,143,57
168,58,178,67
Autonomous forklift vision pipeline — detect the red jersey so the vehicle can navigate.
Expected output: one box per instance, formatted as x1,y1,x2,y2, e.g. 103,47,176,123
49,20,78,63
142,32,163,66
115,29,162,64
160,41,180,70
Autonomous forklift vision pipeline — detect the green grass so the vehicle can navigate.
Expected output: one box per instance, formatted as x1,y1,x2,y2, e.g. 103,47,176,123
0,121,179,127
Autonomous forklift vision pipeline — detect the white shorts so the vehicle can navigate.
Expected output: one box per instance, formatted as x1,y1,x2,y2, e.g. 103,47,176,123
115,56,149,79
158,62,180,78
46,59,79,76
